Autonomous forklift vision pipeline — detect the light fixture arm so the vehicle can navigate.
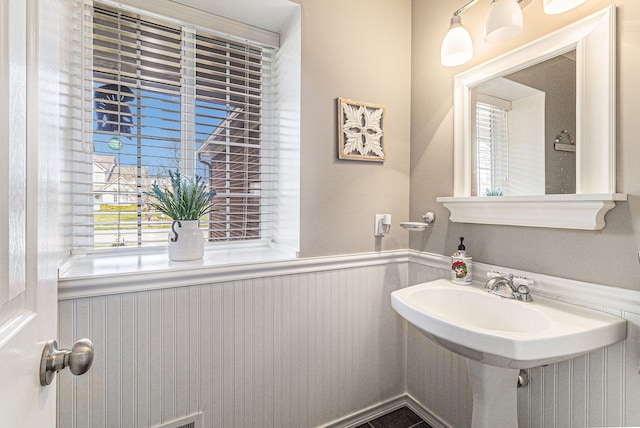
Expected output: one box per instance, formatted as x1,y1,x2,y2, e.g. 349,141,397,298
453,0,481,16
452,0,530,17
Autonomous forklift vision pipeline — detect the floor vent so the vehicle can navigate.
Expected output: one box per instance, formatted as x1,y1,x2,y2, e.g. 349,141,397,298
153,412,203,428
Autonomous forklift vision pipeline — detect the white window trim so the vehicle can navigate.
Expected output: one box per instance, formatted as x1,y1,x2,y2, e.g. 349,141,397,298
101,0,281,49
60,0,301,275
475,100,509,197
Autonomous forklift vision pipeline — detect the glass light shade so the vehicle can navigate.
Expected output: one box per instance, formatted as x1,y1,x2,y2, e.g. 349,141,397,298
543,0,587,14
441,16,473,67
484,0,523,44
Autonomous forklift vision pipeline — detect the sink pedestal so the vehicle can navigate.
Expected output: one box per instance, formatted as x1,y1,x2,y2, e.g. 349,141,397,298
392,279,627,428
467,360,519,428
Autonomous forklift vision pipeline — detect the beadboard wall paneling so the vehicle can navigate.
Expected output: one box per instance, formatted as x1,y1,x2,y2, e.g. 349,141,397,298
405,262,472,428
57,263,407,428
406,328,472,428
407,259,640,428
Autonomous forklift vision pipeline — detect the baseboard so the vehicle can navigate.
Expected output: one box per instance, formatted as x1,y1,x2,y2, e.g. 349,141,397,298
403,394,453,428
319,395,407,428
320,393,452,428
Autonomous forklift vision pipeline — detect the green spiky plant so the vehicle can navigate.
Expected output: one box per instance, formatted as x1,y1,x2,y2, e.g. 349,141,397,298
145,170,216,220
485,187,504,197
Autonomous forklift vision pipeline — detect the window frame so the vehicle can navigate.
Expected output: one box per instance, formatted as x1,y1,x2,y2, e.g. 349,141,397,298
69,0,287,254
474,100,510,197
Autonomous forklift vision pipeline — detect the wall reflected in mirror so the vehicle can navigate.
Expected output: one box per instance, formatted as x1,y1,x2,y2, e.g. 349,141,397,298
470,50,576,197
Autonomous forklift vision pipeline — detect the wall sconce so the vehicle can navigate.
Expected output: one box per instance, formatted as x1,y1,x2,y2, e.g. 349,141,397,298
484,0,523,43
441,0,588,67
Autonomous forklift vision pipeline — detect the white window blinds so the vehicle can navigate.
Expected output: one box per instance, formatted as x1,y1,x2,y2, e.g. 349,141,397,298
71,1,277,250
475,101,509,197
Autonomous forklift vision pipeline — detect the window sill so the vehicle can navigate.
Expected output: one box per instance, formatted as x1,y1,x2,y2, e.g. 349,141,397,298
58,242,298,299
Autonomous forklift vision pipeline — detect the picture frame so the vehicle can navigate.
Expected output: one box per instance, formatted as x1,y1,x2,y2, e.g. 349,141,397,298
337,97,386,162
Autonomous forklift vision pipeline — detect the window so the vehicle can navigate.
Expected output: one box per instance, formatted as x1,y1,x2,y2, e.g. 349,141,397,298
71,2,279,250
475,101,509,197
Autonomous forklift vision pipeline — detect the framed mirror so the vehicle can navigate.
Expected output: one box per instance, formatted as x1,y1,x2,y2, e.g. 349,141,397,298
471,49,576,196
437,6,626,230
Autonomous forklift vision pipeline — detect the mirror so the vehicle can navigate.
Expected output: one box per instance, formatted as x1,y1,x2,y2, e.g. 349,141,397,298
437,6,626,230
471,50,576,196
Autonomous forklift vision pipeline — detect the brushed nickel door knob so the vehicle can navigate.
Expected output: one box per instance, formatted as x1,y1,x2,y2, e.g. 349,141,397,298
40,339,94,386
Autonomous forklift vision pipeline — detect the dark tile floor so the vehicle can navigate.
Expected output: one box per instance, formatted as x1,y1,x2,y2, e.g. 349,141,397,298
355,407,434,428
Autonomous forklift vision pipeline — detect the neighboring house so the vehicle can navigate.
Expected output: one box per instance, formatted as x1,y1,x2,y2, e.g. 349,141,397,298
93,154,150,208
196,108,262,241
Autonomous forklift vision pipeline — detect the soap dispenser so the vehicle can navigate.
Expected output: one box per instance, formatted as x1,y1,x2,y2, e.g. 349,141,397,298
451,237,472,285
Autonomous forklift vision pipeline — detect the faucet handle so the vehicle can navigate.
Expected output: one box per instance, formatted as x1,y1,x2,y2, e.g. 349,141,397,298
515,284,533,302
487,271,506,279
513,276,534,287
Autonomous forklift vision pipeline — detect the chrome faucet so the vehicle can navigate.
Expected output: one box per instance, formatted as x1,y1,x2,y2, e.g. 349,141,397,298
485,273,533,302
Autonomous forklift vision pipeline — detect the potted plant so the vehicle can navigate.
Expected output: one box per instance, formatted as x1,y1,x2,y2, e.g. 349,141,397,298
146,170,216,261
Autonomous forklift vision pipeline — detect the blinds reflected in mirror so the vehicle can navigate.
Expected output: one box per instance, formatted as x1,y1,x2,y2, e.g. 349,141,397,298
475,101,509,197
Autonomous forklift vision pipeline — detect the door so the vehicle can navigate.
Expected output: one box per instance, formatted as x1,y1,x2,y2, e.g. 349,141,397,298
0,0,60,425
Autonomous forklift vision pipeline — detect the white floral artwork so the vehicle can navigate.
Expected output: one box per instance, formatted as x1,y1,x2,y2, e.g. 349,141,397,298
338,98,385,161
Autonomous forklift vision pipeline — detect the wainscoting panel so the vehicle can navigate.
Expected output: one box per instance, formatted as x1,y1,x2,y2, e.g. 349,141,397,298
407,257,640,428
406,328,473,428
405,258,472,428
57,261,408,428
58,251,640,427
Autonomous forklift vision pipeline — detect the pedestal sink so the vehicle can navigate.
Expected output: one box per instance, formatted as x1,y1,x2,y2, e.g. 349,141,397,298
391,279,627,428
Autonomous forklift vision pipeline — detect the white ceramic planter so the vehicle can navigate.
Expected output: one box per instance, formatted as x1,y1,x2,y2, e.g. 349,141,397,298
168,220,204,261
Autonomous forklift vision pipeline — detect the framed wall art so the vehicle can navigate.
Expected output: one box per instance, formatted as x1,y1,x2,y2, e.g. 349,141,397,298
337,97,386,162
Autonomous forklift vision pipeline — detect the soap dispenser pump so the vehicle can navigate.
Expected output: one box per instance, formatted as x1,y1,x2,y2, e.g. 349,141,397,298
451,237,472,285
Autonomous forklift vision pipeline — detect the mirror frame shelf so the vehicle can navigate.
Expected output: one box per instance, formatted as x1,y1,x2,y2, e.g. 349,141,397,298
437,193,626,230
437,6,626,230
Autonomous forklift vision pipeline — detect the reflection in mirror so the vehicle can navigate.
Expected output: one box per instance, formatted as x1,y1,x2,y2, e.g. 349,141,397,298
471,50,576,197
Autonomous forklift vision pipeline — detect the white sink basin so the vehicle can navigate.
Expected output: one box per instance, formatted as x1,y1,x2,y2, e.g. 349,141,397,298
391,279,627,369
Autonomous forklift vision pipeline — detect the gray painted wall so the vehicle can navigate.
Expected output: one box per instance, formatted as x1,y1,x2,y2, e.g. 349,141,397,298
410,0,640,291
298,0,412,258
